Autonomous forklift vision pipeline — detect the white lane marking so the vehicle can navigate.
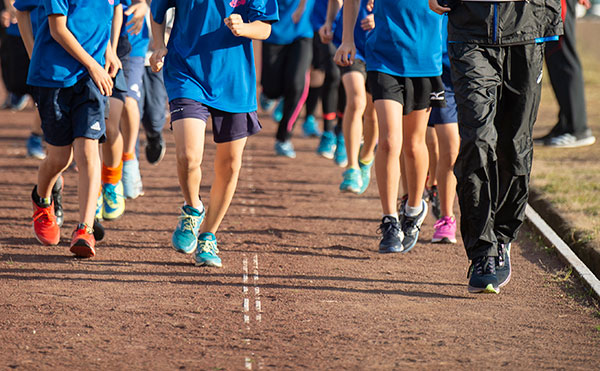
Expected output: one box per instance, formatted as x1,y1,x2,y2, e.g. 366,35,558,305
253,254,262,323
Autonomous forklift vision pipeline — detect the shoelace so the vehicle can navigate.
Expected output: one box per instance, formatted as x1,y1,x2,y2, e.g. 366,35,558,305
401,214,421,233
467,256,496,278
497,244,505,267
433,217,454,231
33,207,56,226
178,210,202,234
198,239,219,255
377,220,401,237
104,186,124,206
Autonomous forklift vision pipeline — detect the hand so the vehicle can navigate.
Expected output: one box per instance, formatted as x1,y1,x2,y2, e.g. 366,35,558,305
579,0,591,10
104,46,121,78
224,14,246,37
150,47,168,72
0,10,10,29
88,61,113,96
318,22,333,44
360,14,375,31
366,0,374,12
124,2,148,35
291,3,305,24
429,0,450,14
334,41,356,67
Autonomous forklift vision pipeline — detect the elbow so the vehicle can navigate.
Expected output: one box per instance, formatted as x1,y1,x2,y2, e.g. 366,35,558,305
260,24,272,40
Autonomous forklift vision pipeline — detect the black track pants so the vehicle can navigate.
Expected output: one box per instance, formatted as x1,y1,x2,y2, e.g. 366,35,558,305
449,42,544,260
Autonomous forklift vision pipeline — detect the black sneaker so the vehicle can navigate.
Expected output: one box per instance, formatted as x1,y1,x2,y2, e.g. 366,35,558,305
467,256,499,294
426,186,441,220
146,134,166,165
378,216,404,253
52,175,64,227
496,243,511,288
397,194,408,217
93,218,105,242
400,199,427,252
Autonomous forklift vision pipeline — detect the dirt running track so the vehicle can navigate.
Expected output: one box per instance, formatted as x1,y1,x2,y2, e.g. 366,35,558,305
0,107,599,370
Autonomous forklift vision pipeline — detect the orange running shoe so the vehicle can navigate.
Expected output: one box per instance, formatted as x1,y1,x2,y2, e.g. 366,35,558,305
70,223,96,258
32,190,60,246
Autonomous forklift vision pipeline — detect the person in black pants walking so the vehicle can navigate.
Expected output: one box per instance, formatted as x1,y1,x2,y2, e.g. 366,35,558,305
534,0,596,148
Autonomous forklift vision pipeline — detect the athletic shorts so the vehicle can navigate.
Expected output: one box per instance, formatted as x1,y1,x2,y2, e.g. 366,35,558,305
123,56,145,102
110,68,129,103
169,98,262,143
311,33,336,71
34,75,107,146
340,58,367,80
140,67,168,136
428,84,457,126
367,71,446,116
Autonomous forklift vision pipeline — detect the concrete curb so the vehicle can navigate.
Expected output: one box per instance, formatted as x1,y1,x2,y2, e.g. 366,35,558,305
527,187,600,297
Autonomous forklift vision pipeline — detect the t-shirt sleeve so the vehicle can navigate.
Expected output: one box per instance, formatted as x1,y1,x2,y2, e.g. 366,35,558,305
151,0,175,25
13,0,37,12
247,0,279,23
44,0,68,16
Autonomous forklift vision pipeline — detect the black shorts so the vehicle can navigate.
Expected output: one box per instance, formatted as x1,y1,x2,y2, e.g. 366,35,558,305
340,58,367,80
367,71,446,115
311,33,336,71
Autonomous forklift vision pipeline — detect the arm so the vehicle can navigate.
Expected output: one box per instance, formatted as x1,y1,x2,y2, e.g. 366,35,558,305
149,13,167,72
224,15,271,40
360,13,374,32
15,10,34,58
124,0,148,35
48,14,113,96
429,0,450,15
333,0,359,66
291,0,307,24
318,0,342,44
111,4,123,55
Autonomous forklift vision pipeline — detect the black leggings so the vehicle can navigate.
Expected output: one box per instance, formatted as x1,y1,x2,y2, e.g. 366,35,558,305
261,37,313,142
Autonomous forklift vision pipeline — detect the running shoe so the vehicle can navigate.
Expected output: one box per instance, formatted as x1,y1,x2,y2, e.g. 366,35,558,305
358,159,374,194
70,223,96,258
467,256,499,294
26,134,46,160
122,158,144,199
302,115,321,137
431,216,457,244
259,92,275,112
545,129,596,148
426,185,441,220
496,242,512,288
95,193,103,221
102,181,125,220
398,194,408,217
273,100,284,122
400,199,427,252
31,187,60,246
195,232,222,267
340,168,362,194
10,94,30,111
93,219,105,242
316,131,336,159
145,134,166,165
334,134,347,167
378,216,404,253
172,204,205,254
52,175,64,227
274,140,296,158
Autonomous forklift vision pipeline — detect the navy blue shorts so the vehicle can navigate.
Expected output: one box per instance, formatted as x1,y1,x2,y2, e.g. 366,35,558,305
110,68,129,103
34,75,107,146
428,89,457,126
169,98,262,143
123,56,145,102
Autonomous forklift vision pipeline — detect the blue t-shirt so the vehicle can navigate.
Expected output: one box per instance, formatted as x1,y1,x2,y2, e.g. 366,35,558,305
27,0,114,88
365,0,443,77
14,0,44,36
151,0,279,113
332,0,372,63
310,0,327,32
267,0,314,45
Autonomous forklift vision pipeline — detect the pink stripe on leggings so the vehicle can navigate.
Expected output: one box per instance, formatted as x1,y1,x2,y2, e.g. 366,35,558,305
286,70,311,133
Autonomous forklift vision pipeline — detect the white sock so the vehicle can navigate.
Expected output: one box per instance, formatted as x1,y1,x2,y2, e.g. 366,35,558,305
383,213,399,221
405,202,423,217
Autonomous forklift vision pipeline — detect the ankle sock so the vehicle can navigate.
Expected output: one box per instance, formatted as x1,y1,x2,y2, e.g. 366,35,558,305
405,203,423,217
101,162,123,184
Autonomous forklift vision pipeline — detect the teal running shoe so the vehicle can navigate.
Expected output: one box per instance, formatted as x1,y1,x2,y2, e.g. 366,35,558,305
102,181,125,220
334,134,347,167
172,204,205,254
96,193,103,221
340,168,362,194
274,140,296,158
358,159,374,194
259,93,275,112
273,100,284,122
316,131,336,159
122,158,144,199
195,232,222,267
302,115,321,137
26,134,46,160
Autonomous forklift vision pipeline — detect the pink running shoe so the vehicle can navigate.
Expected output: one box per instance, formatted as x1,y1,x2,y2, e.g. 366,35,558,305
432,216,457,244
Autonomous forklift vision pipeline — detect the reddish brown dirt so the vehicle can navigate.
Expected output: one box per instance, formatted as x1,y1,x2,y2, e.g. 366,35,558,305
1,107,599,370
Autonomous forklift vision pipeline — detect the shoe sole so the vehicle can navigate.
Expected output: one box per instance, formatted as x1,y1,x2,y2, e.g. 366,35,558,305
432,237,457,244
172,241,197,255
468,284,500,294
340,186,362,194
70,241,96,258
195,260,223,267
317,151,334,160
546,137,596,148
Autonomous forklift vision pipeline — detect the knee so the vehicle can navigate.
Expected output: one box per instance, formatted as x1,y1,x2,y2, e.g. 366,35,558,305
215,154,242,179
345,96,366,115
46,155,71,173
176,150,202,170
378,137,401,155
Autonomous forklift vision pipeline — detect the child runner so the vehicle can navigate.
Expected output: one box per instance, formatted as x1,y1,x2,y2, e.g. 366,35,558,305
27,0,118,257
335,0,444,253
261,0,314,159
327,0,377,194
150,0,278,267
430,0,563,293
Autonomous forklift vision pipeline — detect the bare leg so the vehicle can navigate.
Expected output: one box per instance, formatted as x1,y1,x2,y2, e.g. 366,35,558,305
359,93,377,163
435,123,459,217
72,137,101,226
172,118,206,210
37,144,73,198
103,97,124,168
341,72,367,170
402,109,431,209
425,126,438,189
121,97,140,156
